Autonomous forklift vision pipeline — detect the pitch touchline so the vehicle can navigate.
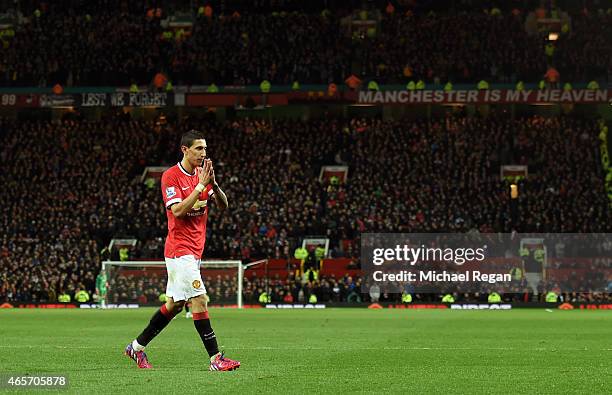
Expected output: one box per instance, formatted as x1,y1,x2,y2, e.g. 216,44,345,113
0,345,610,351
226,346,612,352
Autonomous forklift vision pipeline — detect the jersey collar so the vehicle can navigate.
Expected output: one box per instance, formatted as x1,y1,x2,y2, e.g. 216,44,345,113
178,162,195,176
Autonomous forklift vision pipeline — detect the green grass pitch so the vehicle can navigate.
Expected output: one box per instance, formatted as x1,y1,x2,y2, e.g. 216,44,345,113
0,308,610,394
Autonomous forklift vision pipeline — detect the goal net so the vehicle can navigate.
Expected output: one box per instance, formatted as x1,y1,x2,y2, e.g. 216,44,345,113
101,259,268,308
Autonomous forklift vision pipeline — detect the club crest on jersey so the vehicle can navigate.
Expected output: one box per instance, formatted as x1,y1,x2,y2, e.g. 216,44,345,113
192,280,201,289
166,186,176,198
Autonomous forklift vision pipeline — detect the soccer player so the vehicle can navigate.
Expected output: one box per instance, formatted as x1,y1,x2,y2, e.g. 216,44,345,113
125,130,240,371
95,270,109,308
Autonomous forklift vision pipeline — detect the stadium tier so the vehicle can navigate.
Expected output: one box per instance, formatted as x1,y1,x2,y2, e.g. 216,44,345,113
0,116,610,304
0,1,610,86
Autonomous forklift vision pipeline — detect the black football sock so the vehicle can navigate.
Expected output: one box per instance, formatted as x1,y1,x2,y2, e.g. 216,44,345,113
136,304,176,347
193,311,219,357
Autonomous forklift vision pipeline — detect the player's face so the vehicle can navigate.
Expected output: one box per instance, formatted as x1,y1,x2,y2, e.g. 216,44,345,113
185,139,207,167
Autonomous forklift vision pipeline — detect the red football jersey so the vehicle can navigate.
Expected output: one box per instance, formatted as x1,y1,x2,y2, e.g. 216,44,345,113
161,162,214,259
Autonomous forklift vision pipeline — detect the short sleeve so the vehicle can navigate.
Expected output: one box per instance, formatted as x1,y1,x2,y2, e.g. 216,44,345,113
161,172,183,209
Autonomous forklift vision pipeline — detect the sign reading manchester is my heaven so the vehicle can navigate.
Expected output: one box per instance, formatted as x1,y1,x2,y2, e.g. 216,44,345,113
357,89,611,104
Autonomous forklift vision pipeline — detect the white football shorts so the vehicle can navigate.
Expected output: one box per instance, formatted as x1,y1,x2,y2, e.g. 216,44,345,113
165,255,207,302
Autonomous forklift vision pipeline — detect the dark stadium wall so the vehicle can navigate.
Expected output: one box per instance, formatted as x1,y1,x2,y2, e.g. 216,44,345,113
3,103,612,122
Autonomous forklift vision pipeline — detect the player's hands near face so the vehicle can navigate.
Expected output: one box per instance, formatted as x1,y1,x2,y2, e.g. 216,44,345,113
209,161,216,185
198,159,212,186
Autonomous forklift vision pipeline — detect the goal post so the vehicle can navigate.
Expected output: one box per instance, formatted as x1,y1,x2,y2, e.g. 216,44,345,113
102,259,270,308
102,260,248,307
243,259,269,297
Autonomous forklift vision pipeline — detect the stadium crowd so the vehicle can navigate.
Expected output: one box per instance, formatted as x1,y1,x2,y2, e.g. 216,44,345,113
107,271,366,305
553,13,612,83
361,13,547,84
0,114,610,304
1,1,610,86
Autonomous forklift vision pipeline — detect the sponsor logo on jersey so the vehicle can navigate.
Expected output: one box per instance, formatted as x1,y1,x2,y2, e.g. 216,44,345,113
192,199,208,211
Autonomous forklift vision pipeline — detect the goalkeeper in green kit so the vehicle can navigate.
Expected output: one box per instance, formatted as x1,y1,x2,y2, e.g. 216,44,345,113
95,270,109,308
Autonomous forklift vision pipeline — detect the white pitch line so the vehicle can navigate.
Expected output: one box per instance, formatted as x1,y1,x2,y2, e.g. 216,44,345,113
224,346,607,352
0,345,609,352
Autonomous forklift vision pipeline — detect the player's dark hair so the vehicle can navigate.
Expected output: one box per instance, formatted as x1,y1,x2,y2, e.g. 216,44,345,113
180,129,205,149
